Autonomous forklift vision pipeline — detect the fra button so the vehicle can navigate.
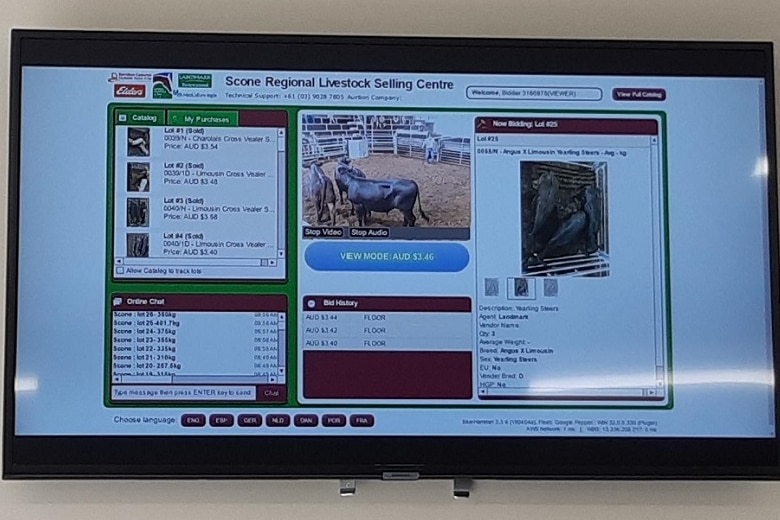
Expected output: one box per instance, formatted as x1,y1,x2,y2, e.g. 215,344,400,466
349,414,375,428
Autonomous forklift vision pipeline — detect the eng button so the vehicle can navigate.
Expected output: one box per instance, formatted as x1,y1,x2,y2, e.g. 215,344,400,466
181,414,206,427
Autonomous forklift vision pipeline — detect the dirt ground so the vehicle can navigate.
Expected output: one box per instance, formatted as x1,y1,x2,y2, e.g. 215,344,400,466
303,154,471,228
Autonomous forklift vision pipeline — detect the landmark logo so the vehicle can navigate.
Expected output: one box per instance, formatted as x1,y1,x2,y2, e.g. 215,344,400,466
178,73,213,89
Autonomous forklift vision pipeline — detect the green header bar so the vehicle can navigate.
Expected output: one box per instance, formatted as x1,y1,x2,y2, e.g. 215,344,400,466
167,110,239,127
115,108,166,126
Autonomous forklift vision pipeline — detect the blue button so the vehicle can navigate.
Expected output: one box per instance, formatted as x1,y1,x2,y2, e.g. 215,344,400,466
304,242,469,273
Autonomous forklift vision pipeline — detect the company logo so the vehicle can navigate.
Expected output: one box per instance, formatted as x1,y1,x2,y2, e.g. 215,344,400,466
152,72,174,99
113,84,147,98
108,71,153,83
178,73,213,89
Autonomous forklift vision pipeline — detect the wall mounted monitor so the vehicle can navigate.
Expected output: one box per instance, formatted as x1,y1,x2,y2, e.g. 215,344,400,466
3,30,779,479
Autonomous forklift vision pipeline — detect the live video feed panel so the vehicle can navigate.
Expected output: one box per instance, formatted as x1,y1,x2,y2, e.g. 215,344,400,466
300,112,472,241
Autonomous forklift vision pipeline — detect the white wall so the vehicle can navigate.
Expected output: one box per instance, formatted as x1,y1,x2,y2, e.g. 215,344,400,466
2,0,780,518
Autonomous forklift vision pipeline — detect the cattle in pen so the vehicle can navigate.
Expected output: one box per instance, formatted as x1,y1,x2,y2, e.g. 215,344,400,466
306,161,337,226
340,170,429,227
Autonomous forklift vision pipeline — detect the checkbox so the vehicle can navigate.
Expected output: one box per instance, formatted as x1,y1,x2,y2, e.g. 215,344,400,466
116,266,125,274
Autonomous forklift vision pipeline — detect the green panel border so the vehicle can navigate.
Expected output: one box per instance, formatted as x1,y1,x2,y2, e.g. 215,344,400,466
104,104,671,412
104,103,299,408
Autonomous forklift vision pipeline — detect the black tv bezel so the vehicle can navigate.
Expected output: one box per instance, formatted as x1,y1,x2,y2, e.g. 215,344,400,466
4,30,779,480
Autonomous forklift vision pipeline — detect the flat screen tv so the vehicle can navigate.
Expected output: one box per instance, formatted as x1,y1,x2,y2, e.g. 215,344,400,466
4,30,779,480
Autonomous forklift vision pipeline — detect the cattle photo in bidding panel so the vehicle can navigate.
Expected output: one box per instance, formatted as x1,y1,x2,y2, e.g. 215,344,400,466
300,112,472,239
520,161,609,277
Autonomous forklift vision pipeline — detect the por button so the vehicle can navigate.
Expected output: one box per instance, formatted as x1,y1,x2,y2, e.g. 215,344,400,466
322,414,347,427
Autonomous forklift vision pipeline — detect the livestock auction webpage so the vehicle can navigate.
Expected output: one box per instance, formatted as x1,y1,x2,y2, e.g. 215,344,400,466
14,67,775,437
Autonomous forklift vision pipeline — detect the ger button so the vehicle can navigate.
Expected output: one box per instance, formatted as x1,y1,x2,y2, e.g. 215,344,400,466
237,414,263,427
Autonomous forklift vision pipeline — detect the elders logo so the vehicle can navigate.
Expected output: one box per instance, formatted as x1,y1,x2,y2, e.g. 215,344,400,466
114,84,147,98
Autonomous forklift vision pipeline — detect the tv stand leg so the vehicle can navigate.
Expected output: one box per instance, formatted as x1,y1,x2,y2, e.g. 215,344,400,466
339,479,357,496
453,478,473,499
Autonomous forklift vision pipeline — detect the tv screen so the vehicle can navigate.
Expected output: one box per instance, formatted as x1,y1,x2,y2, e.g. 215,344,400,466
4,30,779,479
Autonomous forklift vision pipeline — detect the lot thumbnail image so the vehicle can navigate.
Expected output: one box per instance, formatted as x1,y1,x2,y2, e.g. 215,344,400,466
127,127,150,156
126,233,149,258
127,162,150,192
127,197,149,227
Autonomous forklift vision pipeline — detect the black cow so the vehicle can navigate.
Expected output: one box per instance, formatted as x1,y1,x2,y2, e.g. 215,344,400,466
307,162,336,226
583,185,601,254
334,157,367,215
540,210,587,260
528,172,559,251
340,170,429,227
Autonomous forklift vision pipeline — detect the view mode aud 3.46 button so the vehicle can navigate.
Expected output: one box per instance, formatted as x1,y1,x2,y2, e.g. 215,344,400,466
305,242,469,273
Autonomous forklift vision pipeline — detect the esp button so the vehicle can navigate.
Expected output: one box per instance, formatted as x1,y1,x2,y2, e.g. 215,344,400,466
209,414,235,427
